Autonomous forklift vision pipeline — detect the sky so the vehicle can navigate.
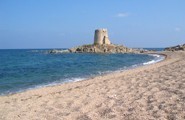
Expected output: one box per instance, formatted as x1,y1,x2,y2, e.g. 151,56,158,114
0,0,185,49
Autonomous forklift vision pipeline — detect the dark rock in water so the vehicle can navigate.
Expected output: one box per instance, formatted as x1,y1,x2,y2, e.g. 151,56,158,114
69,44,141,54
47,44,150,54
164,44,185,51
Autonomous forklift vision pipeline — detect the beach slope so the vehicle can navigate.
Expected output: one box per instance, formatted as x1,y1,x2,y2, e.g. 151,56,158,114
0,51,185,120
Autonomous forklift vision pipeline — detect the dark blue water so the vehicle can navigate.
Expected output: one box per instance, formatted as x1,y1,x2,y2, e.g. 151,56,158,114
144,48,164,51
0,49,164,95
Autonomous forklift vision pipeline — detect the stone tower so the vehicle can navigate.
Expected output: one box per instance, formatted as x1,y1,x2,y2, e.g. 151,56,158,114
94,29,111,45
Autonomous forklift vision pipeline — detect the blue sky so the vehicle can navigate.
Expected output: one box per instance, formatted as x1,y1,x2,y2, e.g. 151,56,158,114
0,0,185,49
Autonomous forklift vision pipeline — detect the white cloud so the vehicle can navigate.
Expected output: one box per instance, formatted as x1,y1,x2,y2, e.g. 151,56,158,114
116,12,129,17
175,27,181,32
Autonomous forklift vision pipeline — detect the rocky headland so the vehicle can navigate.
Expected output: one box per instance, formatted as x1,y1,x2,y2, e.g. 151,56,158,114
165,44,185,51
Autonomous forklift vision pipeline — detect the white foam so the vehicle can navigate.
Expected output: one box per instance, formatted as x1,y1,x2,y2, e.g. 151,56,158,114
143,54,165,65
151,54,160,57
0,77,86,96
143,60,156,65
131,64,138,67
63,77,85,83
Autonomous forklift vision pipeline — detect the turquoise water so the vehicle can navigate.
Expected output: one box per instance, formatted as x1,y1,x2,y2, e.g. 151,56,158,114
0,49,164,95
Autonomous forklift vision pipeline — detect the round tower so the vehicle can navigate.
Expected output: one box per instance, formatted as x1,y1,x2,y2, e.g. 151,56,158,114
94,29,104,45
94,29,111,45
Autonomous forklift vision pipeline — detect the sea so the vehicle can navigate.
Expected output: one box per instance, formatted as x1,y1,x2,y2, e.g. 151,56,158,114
0,48,164,95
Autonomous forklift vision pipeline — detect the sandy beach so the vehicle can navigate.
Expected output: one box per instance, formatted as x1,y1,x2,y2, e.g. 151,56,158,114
0,51,185,120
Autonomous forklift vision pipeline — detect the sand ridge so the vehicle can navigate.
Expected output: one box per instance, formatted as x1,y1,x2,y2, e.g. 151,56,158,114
0,51,185,120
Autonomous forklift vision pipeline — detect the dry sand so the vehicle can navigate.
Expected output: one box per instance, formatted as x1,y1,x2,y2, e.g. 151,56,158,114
0,51,185,120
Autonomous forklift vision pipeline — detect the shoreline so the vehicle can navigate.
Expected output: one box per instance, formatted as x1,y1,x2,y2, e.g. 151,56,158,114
0,53,165,96
1,51,185,119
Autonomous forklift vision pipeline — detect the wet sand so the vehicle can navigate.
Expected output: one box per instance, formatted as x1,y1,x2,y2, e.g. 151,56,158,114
0,51,185,120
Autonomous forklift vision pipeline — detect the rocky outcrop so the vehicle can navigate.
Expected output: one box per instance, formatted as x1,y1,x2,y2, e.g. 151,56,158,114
47,29,151,54
47,44,152,54
165,44,185,51
68,44,141,54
